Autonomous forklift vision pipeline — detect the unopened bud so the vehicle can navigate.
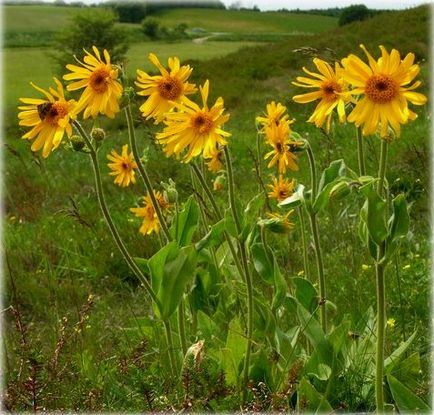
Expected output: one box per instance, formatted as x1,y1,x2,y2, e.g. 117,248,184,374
258,211,294,234
329,181,351,200
161,178,178,203
91,128,106,142
69,134,86,151
213,175,226,191
120,86,136,107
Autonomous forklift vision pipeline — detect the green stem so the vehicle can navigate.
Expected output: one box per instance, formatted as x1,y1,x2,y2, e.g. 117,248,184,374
124,105,171,242
375,138,388,412
297,207,311,280
163,320,177,377
305,140,326,333
309,211,327,333
305,141,317,200
73,121,162,312
178,299,188,356
375,251,386,412
256,131,262,192
223,146,253,407
377,139,388,196
190,163,245,280
357,127,366,176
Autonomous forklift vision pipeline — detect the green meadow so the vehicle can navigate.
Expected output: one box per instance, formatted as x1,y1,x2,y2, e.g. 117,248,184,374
3,3,431,412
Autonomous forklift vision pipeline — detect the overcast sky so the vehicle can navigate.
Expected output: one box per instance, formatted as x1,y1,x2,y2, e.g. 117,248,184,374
220,0,430,10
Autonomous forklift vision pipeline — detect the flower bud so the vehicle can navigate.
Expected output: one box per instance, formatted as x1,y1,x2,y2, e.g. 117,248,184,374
329,181,351,200
258,211,294,234
213,175,226,191
91,128,106,142
161,178,178,203
69,134,86,151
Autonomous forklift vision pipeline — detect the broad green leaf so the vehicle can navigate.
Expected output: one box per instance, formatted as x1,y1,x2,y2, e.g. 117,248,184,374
249,350,272,386
308,363,332,381
148,241,178,296
254,297,276,339
224,207,238,238
134,257,149,274
220,318,247,387
251,242,274,284
387,374,430,412
279,184,305,209
244,192,264,215
385,330,417,373
385,194,410,260
272,256,288,310
313,178,351,213
159,245,198,320
195,218,226,251
290,277,318,313
391,352,421,391
197,310,219,341
297,302,333,366
360,183,387,245
297,377,333,412
318,159,346,193
170,196,199,247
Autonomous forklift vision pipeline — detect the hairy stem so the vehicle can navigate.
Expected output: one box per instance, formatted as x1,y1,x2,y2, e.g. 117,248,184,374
74,121,162,312
124,105,171,241
357,127,366,176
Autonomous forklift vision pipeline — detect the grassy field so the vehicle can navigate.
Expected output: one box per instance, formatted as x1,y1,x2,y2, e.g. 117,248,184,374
3,4,431,412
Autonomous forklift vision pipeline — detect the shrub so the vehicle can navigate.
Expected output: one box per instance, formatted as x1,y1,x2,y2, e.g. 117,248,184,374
51,8,129,71
338,4,371,26
141,17,161,40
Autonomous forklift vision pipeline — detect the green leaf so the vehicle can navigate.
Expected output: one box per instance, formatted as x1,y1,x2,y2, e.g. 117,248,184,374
133,257,149,274
159,245,198,320
297,377,333,412
272,256,288,310
296,302,333,367
387,374,430,412
290,277,318,313
279,184,305,209
220,318,247,387
244,192,264,215
360,183,388,245
385,194,410,260
308,363,332,381
251,242,274,284
148,242,178,296
171,196,199,247
318,159,346,193
385,330,417,373
195,218,226,251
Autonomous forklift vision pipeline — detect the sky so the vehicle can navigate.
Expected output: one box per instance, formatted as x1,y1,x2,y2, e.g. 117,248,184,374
38,0,431,11
220,0,430,11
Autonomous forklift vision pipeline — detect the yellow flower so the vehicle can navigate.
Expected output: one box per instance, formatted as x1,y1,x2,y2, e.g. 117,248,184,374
205,145,224,172
156,80,231,162
262,210,295,234
341,44,427,137
267,175,296,202
18,78,76,158
63,46,123,119
130,191,170,236
256,101,292,130
264,121,299,173
107,144,138,187
387,318,396,329
292,58,351,132
135,53,197,123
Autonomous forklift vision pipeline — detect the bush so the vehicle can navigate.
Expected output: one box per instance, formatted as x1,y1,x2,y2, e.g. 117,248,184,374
338,4,371,26
141,17,161,40
51,8,129,72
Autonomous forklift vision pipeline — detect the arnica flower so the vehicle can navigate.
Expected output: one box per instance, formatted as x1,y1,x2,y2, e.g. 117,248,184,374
260,210,295,234
63,46,123,119
130,191,170,236
107,144,138,187
341,44,427,137
292,58,351,132
256,101,292,130
18,78,76,158
205,145,224,172
135,53,197,123
264,121,299,174
156,80,231,162
268,175,296,202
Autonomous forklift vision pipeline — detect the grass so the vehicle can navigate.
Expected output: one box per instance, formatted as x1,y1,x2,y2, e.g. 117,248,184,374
3,4,431,412
151,8,337,34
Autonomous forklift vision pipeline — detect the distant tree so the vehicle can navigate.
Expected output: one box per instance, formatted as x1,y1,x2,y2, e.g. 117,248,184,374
51,8,129,72
141,17,161,40
338,4,371,26
107,1,147,23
